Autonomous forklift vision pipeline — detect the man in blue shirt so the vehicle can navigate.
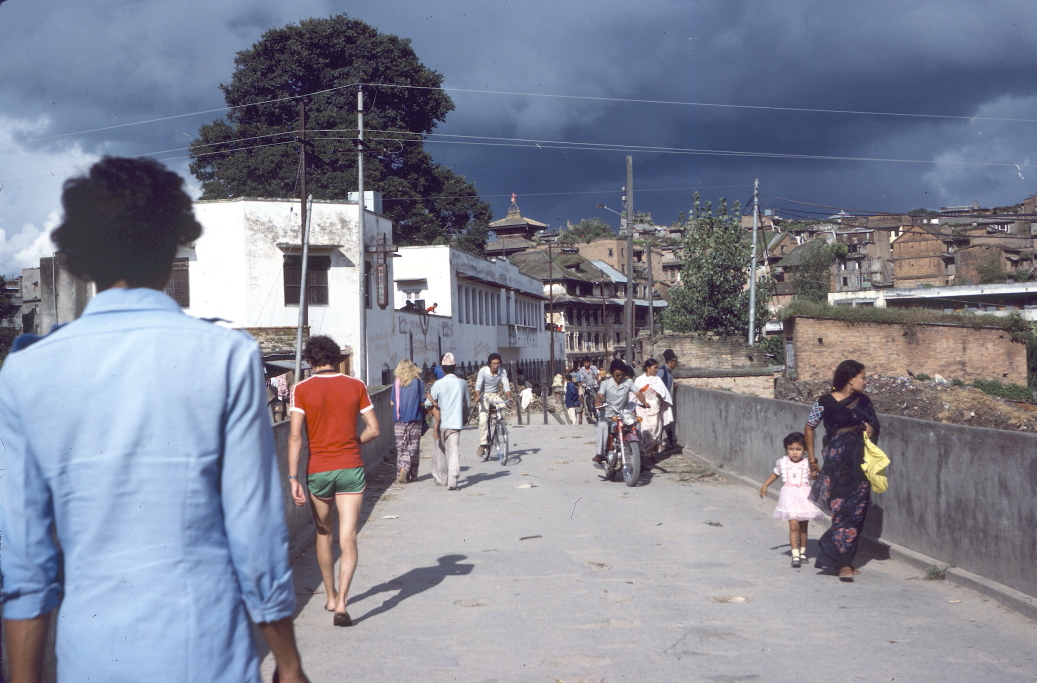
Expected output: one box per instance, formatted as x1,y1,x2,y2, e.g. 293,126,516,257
0,157,308,683
426,352,470,489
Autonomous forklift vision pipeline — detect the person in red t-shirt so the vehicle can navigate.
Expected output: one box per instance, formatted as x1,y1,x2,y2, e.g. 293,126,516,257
289,336,380,627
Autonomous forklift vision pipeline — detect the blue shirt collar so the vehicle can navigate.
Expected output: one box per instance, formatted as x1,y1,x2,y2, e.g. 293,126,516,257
81,287,182,316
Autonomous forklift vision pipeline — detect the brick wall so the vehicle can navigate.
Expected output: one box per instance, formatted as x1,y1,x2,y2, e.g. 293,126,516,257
786,316,1027,384
956,245,1008,284
639,333,769,369
674,374,775,398
244,326,308,356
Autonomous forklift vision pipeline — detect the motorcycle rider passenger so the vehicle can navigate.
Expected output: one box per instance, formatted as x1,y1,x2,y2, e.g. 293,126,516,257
593,359,648,469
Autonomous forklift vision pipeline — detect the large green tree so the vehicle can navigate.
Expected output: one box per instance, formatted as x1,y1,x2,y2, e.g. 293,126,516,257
189,15,491,252
662,195,770,339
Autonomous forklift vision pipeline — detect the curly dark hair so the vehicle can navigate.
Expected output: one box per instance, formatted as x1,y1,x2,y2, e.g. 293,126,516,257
609,358,626,374
51,157,202,289
304,335,342,368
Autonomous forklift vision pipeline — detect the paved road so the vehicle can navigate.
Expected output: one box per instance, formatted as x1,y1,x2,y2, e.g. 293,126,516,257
265,420,1037,682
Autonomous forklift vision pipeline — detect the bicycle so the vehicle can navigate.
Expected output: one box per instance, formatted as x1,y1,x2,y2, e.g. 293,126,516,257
483,400,510,465
581,386,599,424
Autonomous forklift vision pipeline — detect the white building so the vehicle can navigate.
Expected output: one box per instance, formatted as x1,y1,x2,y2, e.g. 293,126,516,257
184,196,394,382
390,245,565,377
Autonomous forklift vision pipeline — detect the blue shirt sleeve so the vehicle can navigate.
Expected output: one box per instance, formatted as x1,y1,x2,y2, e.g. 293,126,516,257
219,342,296,624
0,362,63,619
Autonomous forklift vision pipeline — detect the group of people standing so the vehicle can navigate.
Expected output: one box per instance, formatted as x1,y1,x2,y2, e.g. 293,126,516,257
568,351,680,467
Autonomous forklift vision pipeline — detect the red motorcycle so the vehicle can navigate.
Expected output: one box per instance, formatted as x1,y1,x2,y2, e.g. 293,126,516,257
604,409,642,486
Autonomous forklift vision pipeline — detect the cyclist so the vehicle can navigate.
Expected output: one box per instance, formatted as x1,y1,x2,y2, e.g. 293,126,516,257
473,352,513,458
593,359,648,469
576,357,600,424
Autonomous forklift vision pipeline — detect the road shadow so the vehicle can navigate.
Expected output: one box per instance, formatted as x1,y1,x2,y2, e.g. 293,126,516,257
349,554,475,624
460,470,511,489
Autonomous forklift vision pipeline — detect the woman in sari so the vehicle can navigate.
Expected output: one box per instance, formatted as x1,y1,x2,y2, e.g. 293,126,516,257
634,358,673,463
804,359,880,582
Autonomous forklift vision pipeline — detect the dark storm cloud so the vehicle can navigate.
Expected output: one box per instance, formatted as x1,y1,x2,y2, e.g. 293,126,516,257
2,0,1037,272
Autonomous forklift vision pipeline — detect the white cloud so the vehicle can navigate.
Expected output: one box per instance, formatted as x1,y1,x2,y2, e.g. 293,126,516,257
0,115,99,276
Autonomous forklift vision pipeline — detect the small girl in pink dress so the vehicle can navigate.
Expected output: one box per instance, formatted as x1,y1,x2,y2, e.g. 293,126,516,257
760,432,823,568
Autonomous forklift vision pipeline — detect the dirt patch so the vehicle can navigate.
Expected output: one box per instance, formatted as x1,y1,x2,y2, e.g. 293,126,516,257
776,375,1037,432
654,453,728,484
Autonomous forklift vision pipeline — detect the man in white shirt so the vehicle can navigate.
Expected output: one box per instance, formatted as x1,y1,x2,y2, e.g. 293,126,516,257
472,352,512,457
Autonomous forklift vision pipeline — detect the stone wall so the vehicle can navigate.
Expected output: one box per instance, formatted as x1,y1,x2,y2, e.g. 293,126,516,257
245,326,310,356
673,383,1037,600
639,333,769,369
674,372,775,398
786,316,1027,385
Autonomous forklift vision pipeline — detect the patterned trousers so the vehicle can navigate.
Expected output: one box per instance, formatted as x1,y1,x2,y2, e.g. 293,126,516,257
394,421,423,479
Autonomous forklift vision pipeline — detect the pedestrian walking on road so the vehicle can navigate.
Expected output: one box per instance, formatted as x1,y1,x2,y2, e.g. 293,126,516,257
659,349,680,449
804,359,880,582
289,335,381,627
0,157,308,683
391,359,427,484
634,359,673,464
759,432,823,568
473,352,512,458
426,353,470,489
564,373,583,424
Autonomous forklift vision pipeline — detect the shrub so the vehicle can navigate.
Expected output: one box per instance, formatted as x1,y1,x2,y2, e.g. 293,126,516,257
951,378,966,387
970,379,1034,402
914,373,931,381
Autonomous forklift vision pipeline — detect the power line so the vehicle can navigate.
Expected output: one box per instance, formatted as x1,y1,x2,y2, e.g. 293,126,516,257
363,82,1037,125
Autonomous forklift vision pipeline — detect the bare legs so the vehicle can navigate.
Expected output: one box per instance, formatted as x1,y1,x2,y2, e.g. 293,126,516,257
787,520,809,553
310,492,364,615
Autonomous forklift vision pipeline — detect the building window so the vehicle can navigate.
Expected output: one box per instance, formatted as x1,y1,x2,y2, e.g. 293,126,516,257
458,284,464,322
164,257,190,308
608,248,614,257
284,255,331,306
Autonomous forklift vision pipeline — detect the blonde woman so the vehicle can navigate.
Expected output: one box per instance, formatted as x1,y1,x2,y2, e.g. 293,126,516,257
391,359,427,483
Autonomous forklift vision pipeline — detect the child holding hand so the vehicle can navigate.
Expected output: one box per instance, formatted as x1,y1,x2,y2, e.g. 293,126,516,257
760,432,823,568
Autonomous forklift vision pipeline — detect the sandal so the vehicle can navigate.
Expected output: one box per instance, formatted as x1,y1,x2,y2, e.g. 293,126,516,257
838,567,855,582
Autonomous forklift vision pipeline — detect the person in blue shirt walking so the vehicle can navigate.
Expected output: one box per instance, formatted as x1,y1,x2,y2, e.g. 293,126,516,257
391,359,428,483
0,157,308,683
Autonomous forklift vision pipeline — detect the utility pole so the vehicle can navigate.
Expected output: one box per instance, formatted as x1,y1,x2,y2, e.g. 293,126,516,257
624,156,634,363
298,100,308,330
545,241,554,425
293,195,313,382
645,228,655,337
356,85,367,383
748,178,760,345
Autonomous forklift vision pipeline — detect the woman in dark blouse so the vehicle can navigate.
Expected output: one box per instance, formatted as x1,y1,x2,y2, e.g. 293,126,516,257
804,359,880,581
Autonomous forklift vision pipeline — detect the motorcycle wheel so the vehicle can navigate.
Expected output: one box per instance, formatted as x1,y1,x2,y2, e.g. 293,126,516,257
622,439,641,487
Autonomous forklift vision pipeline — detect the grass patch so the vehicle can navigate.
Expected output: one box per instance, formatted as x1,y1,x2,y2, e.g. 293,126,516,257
924,564,953,581
915,373,931,381
970,379,1035,402
704,520,723,527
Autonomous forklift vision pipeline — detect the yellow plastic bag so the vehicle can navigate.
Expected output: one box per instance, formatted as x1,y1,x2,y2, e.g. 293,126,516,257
862,433,890,493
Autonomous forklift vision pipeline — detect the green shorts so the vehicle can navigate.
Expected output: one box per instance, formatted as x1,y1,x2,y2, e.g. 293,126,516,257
307,466,366,499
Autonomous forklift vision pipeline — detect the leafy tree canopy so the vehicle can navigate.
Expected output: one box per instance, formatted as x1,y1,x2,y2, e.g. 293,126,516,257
789,238,838,303
662,194,770,339
189,14,491,252
560,217,615,244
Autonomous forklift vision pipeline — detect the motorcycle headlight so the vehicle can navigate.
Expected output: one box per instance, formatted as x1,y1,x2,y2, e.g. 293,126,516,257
621,412,638,426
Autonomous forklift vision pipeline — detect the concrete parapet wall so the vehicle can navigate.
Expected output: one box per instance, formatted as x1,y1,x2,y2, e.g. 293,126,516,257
272,384,394,555
786,316,1027,385
674,383,1037,600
